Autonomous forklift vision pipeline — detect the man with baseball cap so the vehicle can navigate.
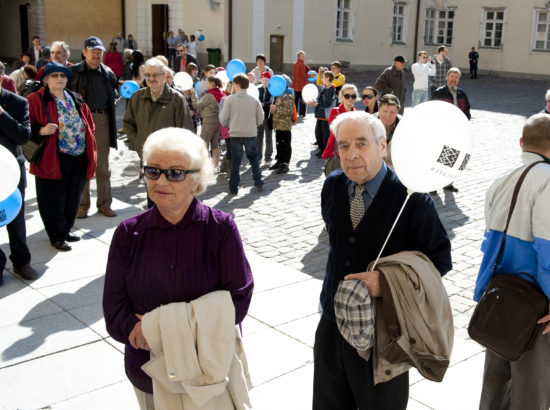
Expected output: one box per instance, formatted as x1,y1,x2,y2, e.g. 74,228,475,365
314,111,451,409
375,55,407,115
69,36,118,218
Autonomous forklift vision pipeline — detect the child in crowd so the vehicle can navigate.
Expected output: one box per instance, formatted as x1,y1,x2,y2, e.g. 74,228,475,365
269,74,295,174
196,64,217,99
219,81,233,173
310,70,336,157
191,76,224,172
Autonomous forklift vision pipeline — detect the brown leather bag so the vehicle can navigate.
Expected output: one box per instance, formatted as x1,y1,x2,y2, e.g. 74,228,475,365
468,160,549,361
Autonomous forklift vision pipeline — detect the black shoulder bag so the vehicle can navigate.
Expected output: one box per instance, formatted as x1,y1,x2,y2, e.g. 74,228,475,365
468,160,549,361
22,94,50,164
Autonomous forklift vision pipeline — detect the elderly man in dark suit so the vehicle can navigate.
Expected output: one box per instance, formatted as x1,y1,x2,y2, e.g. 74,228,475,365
0,62,39,285
173,43,200,73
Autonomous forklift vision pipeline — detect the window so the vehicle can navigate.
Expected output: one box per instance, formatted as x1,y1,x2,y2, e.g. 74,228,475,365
392,3,408,43
336,0,355,42
424,8,455,45
481,8,505,48
532,10,550,50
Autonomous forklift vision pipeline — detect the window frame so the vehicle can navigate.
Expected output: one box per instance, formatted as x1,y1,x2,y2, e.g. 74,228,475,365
392,1,409,45
480,7,506,50
424,7,456,46
335,0,356,43
531,8,550,52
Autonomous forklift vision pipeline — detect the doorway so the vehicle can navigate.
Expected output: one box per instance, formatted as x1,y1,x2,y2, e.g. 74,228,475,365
152,4,168,56
270,35,284,73
19,5,29,53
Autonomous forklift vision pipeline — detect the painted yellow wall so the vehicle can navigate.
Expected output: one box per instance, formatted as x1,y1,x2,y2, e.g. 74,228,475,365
44,0,122,59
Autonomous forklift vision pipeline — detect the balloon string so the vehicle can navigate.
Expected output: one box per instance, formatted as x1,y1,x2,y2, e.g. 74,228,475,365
371,191,412,271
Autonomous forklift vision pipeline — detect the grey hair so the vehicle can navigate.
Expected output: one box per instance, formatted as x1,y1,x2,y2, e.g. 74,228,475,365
447,67,461,77
51,41,71,58
144,57,167,73
338,83,358,101
330,111,387,144
142,128,214,194
546,89,550,100
0,61,5,76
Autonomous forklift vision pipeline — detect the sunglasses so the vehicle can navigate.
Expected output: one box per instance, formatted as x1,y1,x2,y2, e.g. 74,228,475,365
142,166,198,182
343,94,357,100
49,73,66,79
362,94,375,100
177,49,184,53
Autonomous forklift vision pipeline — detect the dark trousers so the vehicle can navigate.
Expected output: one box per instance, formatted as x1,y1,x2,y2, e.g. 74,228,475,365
470,62,478,79
275,130,292,165
36,152,87,243
295,91,306,116
313,315,409,410
0,166,31,271
315,119,330,154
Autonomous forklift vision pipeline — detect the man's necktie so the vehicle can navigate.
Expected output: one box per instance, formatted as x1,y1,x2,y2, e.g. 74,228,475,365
350,184,365,229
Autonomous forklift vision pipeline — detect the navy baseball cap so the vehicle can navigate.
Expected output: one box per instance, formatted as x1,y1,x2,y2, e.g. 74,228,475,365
84,36,105,51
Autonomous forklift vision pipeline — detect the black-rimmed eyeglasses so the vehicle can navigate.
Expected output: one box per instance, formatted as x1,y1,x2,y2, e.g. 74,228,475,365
142,166,199,182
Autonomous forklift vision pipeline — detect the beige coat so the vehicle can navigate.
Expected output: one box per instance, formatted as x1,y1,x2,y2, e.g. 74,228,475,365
364,251,454,385
141,291,252,410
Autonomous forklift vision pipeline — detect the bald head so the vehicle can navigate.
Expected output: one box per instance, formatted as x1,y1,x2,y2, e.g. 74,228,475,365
522,113,550,155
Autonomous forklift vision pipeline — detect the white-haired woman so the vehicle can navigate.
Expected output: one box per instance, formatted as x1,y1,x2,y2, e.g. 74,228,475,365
322,83,358,175
103,128,254,408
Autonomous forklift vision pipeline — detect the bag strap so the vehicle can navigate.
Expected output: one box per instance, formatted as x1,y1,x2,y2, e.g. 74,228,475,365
492,159,548,276
38,93,52,124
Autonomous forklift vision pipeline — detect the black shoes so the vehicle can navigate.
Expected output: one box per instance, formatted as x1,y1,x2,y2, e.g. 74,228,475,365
52,240,72,252
229,189,238,195
269,162,282,170
13,264,39,280
443,184,459,192
66,234,81,242
277,165,290,174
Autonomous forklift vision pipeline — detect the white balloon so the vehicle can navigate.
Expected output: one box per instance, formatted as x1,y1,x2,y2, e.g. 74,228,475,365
0,145,21,202
195,30,202,38
215,71,229,89
173,72,194,91
391,101,474,193
247,84,260,100
301,83,319,103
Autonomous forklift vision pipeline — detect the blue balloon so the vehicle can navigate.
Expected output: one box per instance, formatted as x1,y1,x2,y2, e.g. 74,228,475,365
268,75,287,97
0,188,22,227
120,81,140,98
308,70,317,82
198,34,205,42
226,59,246,81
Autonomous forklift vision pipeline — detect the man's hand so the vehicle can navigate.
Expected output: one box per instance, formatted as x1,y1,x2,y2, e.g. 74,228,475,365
537,301,550,335
128,313,149,350
344,270,381,297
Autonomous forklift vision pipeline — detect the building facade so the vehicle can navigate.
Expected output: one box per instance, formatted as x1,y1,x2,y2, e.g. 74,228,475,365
231,0,550,78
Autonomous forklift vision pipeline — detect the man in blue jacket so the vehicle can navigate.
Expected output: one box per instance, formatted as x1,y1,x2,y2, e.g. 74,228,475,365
313,111,451,409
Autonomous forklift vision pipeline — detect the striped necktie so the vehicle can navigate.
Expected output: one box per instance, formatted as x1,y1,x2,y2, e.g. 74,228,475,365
350,184,365,229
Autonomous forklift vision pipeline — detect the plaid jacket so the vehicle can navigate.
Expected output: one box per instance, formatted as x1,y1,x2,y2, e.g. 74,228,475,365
429,56,452,88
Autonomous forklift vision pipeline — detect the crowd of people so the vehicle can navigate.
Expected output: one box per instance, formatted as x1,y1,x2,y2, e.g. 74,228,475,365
1,31,550,410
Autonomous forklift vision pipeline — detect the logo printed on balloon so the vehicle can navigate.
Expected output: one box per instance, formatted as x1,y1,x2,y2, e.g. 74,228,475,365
436,146,461,167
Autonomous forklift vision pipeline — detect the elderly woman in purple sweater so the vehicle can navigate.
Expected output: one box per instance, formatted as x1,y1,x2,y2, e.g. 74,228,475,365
102,127,254,406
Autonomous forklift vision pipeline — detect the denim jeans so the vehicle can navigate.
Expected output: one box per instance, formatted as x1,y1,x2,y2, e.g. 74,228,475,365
411,89,428,107
229,137,263,191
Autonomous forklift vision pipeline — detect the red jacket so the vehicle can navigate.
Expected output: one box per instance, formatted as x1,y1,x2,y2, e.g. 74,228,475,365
103,52,124,79
27,87,97,180
322,104,356,159
291,58,309,92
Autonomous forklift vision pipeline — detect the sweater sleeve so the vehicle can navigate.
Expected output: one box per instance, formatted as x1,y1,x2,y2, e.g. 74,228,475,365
103,223,141,344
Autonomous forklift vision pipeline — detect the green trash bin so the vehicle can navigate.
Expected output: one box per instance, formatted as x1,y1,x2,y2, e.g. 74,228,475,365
207,48,221,67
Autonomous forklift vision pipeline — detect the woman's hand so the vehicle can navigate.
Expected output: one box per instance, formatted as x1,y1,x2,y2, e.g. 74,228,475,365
39,123,58,136
129,314,149,350
270,104,276,112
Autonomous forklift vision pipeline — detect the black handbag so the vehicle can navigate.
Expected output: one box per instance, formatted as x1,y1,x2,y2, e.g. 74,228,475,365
22,94,49,164
468,160,549,361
